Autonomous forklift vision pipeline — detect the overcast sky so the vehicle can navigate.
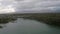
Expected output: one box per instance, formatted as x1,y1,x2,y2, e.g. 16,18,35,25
0,0,60,13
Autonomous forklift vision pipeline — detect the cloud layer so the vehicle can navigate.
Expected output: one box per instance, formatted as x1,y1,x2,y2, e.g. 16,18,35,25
0,0,60,13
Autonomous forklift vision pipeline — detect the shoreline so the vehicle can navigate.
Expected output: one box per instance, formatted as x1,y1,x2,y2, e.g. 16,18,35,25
0,13,60,26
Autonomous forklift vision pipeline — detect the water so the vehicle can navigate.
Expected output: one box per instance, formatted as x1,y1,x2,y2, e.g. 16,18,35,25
0,18,60,34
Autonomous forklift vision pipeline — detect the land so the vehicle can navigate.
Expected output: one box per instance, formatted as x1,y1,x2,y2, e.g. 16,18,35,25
14,13,60,26
0,13,60,26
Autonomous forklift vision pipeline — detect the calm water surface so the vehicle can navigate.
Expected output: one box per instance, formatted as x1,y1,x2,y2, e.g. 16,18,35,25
0,18,60,34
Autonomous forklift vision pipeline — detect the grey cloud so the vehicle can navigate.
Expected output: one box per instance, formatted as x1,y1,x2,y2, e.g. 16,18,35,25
0,0,60,13
15,0,24,1
13,0,60,13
